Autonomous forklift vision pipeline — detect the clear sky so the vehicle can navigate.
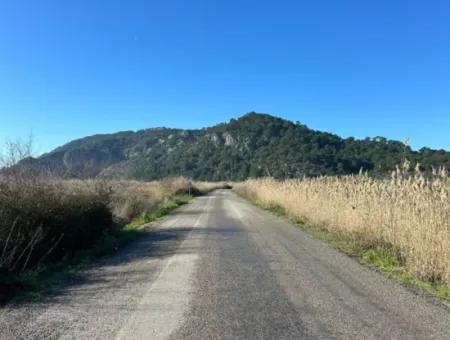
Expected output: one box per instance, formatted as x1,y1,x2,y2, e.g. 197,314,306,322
0,0,449,154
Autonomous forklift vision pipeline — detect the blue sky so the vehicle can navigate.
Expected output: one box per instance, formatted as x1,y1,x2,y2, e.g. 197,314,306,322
0,0,449,154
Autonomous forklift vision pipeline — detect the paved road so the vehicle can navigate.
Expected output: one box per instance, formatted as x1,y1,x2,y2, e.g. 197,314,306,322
1,190,449,339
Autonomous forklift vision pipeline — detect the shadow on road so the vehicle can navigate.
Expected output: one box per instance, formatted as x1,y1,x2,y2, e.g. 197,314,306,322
10,223,236,308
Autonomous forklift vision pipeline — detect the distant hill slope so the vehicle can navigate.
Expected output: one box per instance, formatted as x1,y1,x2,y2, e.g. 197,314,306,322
15,113,450,180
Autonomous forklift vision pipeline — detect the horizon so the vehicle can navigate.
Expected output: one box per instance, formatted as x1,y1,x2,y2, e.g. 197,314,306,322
1,1,450,154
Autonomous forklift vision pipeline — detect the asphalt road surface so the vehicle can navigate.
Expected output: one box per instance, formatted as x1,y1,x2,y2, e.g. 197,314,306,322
1,190,449,339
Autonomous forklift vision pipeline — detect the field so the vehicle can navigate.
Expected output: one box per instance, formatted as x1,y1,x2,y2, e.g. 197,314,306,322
234,162,450,286
0,175,225,300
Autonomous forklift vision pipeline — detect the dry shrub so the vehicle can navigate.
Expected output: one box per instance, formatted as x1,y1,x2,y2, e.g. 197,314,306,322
0,178,113,273
234,162,450,284
0,175,227,276
159,177,229,196
107,181,162,223
107,177,217,223
194,181,232,193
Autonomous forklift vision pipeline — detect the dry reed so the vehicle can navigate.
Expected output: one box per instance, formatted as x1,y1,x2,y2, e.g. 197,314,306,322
234,162,450,284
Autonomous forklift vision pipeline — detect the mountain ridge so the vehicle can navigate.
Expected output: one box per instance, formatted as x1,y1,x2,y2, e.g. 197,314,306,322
15,112,450,180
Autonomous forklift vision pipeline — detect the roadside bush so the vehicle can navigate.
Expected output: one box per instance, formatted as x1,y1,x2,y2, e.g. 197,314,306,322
0,176,228,277
0,178,113,273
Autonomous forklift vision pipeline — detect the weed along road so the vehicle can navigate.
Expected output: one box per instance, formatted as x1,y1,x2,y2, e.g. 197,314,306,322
1,190,449,339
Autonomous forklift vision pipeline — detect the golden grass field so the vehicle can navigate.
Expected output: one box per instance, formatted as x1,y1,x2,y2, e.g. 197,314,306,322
234,162,450,285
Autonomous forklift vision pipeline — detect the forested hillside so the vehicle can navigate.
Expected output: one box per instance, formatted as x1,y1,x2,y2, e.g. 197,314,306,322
14,113,450,180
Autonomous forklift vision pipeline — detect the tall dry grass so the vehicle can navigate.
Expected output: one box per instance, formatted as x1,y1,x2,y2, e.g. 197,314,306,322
234,162,450,284
106,177,228,223
0,176,226,277
0,178,113,274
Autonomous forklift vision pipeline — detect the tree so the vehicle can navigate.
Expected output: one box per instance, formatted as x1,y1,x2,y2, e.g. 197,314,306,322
0,134,35,169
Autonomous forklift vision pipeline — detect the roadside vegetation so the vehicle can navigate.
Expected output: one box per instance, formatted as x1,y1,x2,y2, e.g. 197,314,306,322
0,174,226,302
234,161,450,298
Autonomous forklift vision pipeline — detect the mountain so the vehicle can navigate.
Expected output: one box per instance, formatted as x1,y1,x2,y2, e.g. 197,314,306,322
15,113,450,180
